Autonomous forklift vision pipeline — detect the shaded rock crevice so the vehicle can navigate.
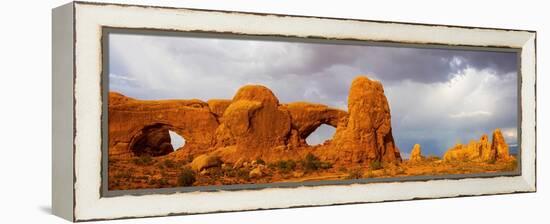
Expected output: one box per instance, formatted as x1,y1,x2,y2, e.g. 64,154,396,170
128,123,174,157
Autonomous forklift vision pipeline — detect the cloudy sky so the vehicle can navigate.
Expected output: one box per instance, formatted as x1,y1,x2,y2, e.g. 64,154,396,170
108,33,519,157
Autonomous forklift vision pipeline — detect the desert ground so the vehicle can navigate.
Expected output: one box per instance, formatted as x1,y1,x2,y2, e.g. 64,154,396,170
108,76,517,190
108,153,517,190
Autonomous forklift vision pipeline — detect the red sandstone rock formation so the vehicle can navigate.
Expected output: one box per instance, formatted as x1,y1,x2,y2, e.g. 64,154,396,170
190,154,222,171
108,92,219,158
206,99,232,118
108,75,402,166
443,129,510,162
216,85,291,159
409,144,423,162
479,134,496,161
444,140,482,162
283,102,347,147
492,129,512,161
322,76,402,164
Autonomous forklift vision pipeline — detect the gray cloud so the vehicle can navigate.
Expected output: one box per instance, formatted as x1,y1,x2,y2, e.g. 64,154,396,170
108,33,518,156
385,69,518,155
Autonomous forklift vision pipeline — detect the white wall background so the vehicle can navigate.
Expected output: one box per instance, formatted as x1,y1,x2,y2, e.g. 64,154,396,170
0,0,547,223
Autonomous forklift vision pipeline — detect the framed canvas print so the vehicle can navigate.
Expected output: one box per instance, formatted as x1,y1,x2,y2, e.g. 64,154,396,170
52,1,537,222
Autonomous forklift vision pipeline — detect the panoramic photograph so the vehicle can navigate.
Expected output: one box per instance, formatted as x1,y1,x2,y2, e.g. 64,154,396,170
106,32,519,190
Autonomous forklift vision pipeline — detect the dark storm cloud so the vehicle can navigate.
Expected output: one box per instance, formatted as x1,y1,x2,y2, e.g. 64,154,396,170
270,43,518,84
361,48,506,83
455,50,518,74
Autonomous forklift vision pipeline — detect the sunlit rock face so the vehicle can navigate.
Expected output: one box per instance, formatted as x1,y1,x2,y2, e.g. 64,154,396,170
492,129,512,161
215,85,292,161
323,76,402,164
409,144,423,162
443,129,511,163
108,92,219,158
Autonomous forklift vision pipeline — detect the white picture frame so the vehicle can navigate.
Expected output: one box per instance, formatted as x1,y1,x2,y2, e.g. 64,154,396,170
52,1,536,221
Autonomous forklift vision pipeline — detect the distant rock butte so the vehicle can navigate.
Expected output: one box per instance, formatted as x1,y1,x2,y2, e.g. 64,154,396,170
108,75,402,165
492,129,512,161
443,129,512,162
409,144,423,162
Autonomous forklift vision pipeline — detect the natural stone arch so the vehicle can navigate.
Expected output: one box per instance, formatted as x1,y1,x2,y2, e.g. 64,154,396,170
282,102,347,147
108,92,220,158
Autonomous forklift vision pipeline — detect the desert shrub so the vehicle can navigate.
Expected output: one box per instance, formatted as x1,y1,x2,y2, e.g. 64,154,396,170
177,167,196,187
208,167,224,178
346,169,363,179
305,153,317,162
301,153,332,172
256,158,266,165
221,167,250,180
274,160,297,173
369,160,382,170
224,168,238,178
133,155,154,166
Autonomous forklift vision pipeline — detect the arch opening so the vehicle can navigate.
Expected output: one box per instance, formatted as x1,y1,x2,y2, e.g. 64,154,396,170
129,123,186,157
305,124,336,146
